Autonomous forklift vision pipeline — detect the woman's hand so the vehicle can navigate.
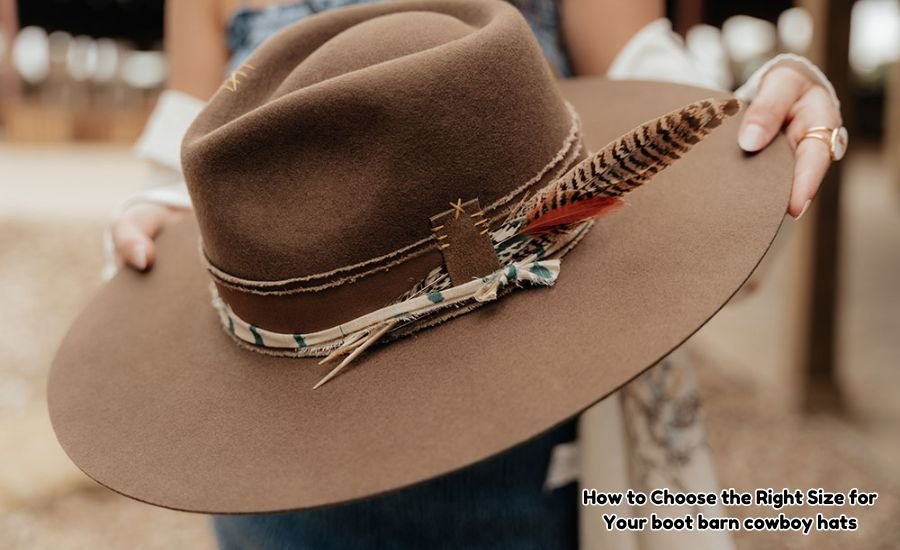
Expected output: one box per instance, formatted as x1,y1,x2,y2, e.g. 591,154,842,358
738,65,842,219
112,203,186,271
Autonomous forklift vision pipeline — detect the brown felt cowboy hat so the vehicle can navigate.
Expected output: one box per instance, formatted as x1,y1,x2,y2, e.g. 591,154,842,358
48,0,791,513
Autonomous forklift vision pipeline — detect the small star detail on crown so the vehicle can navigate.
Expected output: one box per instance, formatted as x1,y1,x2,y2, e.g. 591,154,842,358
223,63,255,93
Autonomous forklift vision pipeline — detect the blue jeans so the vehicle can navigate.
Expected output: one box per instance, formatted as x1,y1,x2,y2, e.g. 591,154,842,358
213,420,577,549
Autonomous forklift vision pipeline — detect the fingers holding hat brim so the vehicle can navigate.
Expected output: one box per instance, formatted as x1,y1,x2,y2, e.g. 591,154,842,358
783,85,843,217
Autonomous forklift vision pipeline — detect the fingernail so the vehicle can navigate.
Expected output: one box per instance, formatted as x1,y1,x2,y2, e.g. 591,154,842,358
797,199,812,219
738,124,766,152
132,244,148,270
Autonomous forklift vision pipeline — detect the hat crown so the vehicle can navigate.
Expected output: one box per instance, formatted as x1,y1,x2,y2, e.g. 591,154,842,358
182,0,578,331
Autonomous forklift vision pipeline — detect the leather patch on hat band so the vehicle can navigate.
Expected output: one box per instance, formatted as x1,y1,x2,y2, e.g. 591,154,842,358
199,104,584,297
430,198,501,286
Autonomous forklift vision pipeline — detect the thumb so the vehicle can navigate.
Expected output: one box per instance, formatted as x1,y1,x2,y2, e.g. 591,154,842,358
112,218,156,271
112,203,178,271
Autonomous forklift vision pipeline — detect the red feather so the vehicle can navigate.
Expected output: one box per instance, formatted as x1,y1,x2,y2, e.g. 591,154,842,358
521,195,624,235
513,97,741,237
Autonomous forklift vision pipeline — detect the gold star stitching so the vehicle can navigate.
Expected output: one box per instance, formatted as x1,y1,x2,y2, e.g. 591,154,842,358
223,63,255,93
449,198,465,219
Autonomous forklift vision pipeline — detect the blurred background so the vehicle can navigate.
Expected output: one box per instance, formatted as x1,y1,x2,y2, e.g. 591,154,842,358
0,0,898,548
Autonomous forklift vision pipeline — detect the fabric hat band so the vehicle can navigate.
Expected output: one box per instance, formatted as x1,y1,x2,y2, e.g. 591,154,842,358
198,105,587,340
210,220,591,357
209,215,591,389
200,96,741,387
199,108,589,388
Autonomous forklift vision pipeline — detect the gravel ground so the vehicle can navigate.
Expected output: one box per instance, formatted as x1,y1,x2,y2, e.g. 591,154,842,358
697,348,900,550
0,219,215,550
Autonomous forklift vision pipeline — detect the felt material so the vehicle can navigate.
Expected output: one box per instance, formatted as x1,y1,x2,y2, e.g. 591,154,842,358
48,77,792,514
214,250,442,334
430,199,501,286
183,0,572,285
185,0,585,336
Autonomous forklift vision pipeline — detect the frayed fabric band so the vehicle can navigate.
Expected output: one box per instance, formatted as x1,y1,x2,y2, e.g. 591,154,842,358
207,96,740,387
211,256,562,356
210,210,591,390
209,208,591,395
202,103,583,293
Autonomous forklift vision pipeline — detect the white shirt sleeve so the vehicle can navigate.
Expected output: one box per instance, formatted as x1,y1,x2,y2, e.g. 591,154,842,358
606,19,723,89
134,89,206,173
103,89,204,278
605,18,839,112
126,89,205,211
733,52,840,111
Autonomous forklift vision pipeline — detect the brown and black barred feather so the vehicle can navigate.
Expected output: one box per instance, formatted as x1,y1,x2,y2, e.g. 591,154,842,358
518,97,741,235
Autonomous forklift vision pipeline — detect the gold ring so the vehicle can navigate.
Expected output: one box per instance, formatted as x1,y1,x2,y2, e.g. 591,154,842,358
800,126,848,161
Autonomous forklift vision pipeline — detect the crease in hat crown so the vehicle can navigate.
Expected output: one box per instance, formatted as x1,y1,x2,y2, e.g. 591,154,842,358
181,0,583,340
182,0,576,284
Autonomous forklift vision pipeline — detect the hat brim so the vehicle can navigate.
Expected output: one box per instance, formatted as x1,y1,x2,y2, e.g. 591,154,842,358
48,79,791,513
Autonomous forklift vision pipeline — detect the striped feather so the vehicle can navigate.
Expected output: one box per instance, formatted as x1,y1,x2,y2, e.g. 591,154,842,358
518,97,741,234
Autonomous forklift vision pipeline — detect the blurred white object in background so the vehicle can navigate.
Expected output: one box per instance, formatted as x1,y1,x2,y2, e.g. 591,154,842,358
46,31,73,101
46,31,71,73
92,38,119,84
722,15,777,63
120,50,167,91
722,15,777,83
685,24,734,91
777,7,814,54
12,26,49,85
66,35,97,83
850,0,900,77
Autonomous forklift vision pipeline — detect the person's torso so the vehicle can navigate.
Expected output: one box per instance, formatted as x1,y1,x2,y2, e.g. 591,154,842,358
226,0,573,76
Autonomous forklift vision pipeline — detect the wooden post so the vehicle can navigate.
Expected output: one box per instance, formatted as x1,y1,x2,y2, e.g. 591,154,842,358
794,0,855,412
0,0,21,100
672,0,705,36
887,61,900,194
